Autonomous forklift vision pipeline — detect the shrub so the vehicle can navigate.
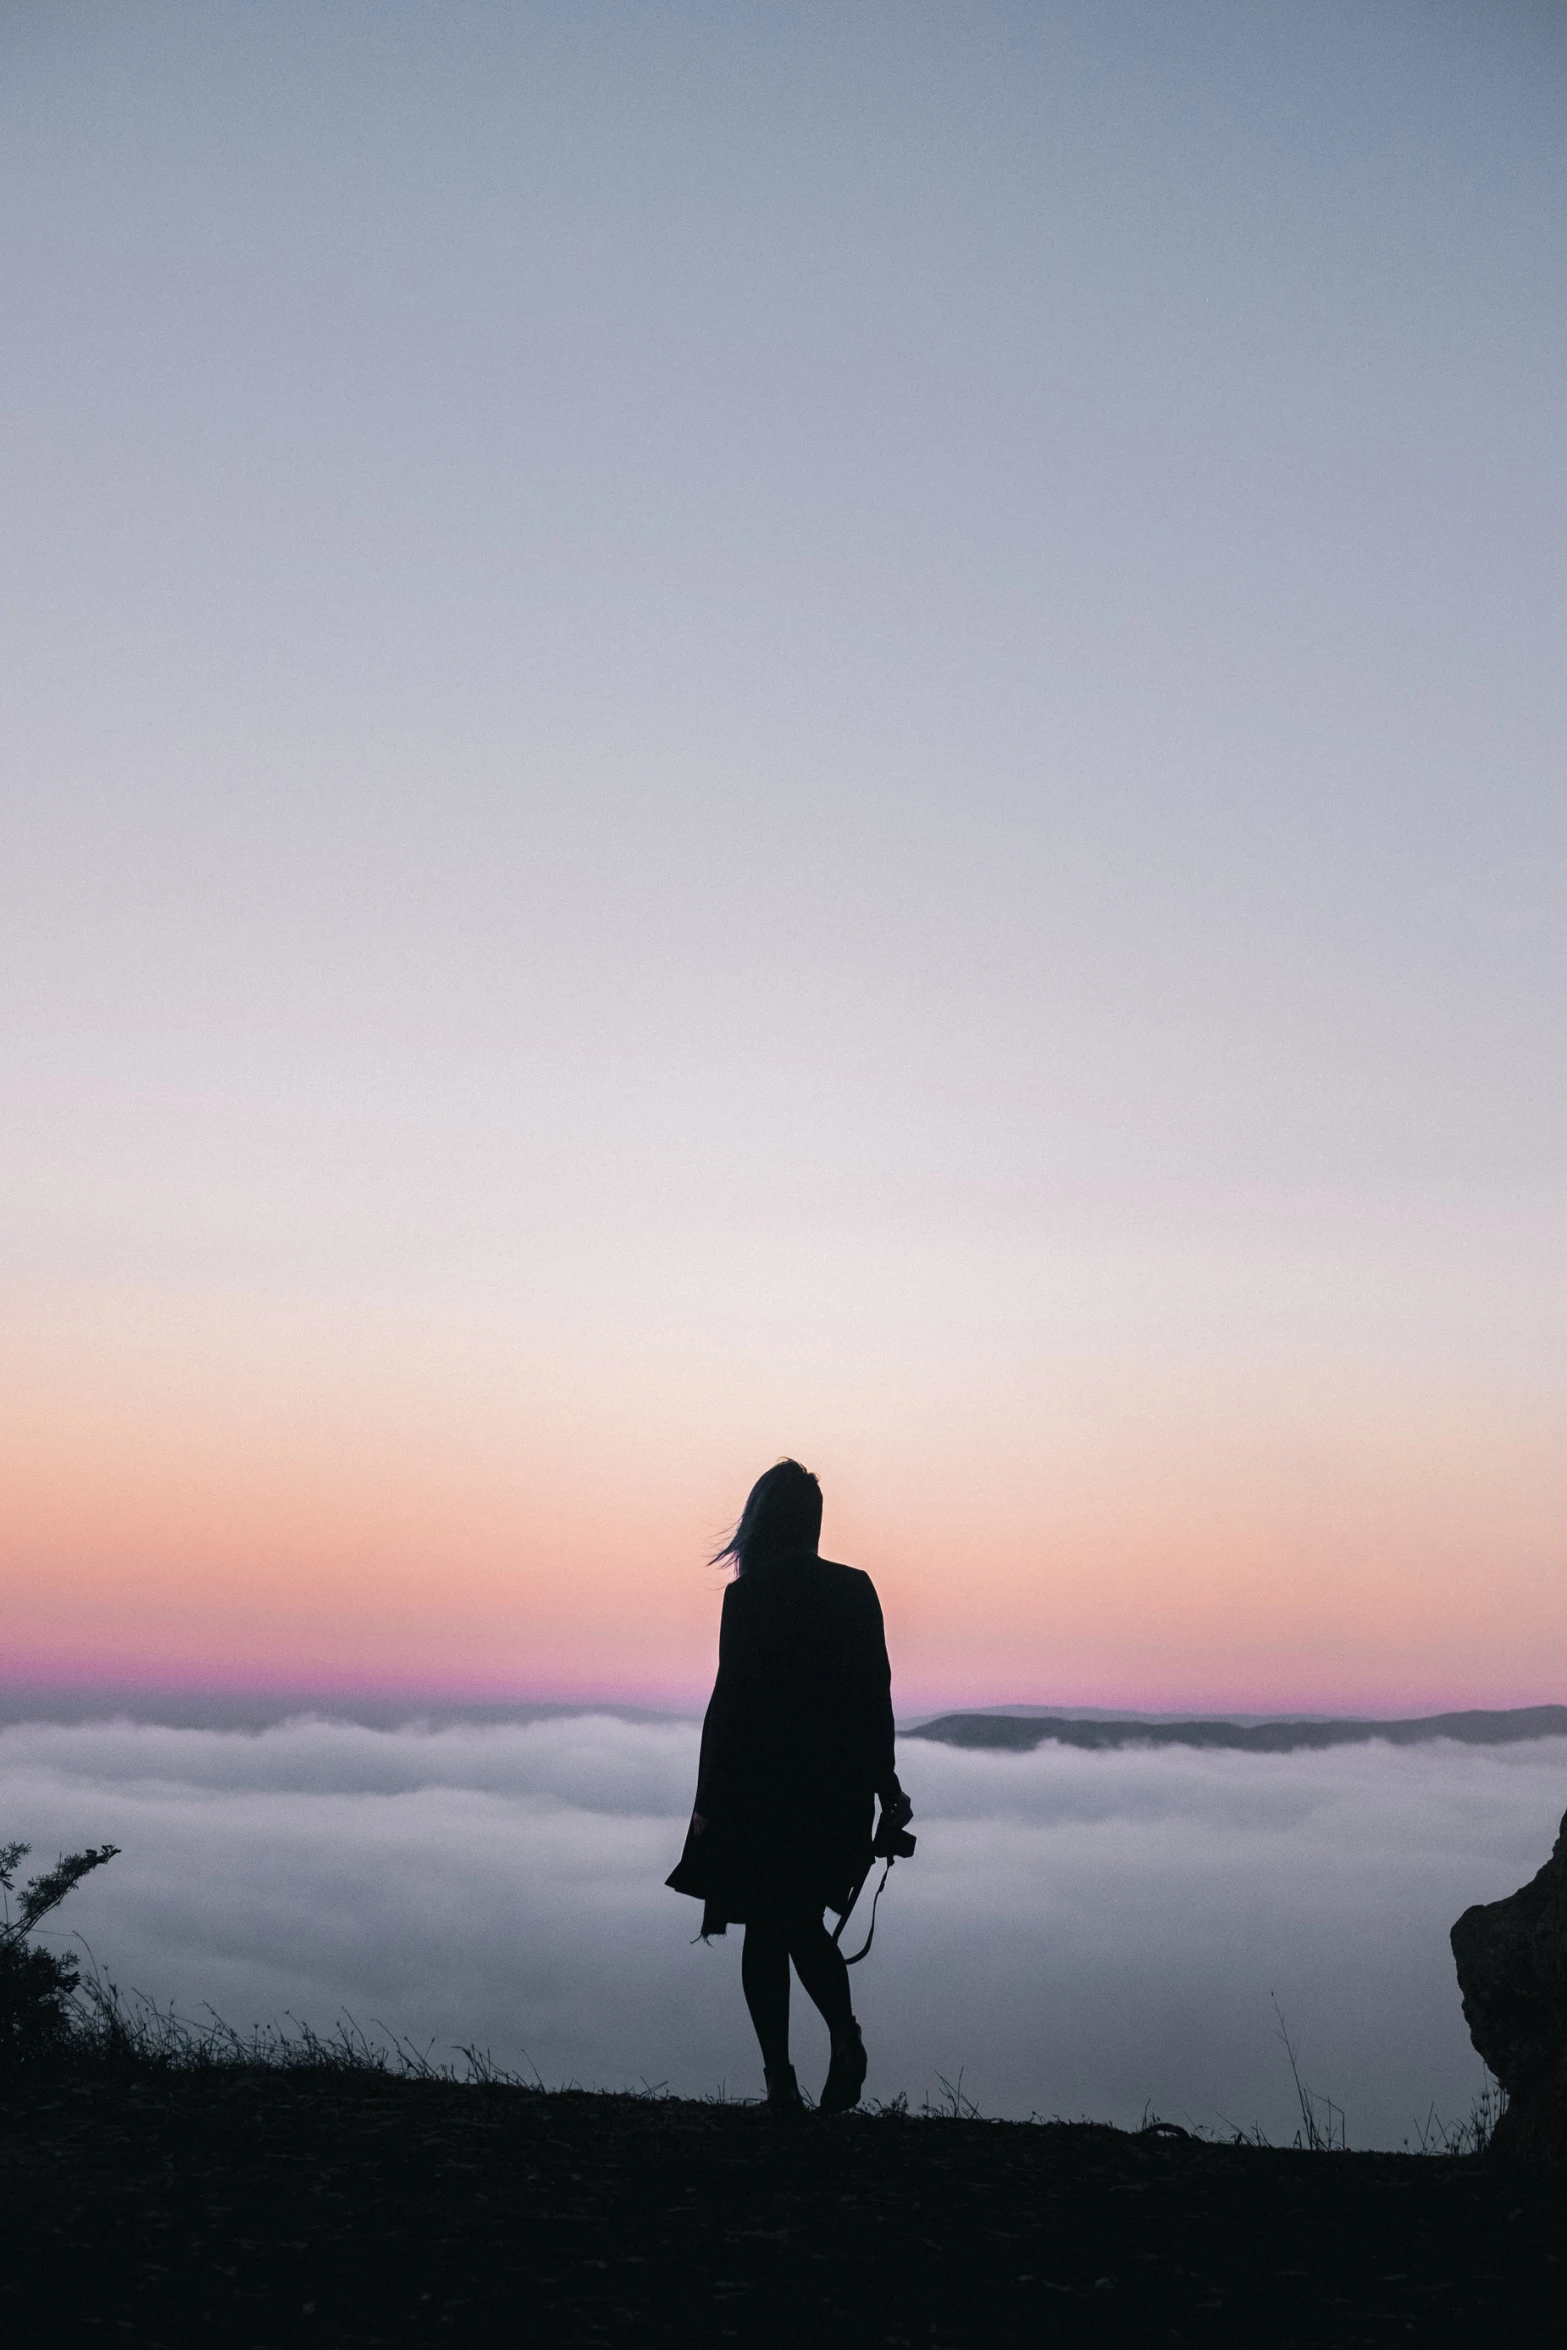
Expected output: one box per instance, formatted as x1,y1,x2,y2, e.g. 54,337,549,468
0,1839,120,2066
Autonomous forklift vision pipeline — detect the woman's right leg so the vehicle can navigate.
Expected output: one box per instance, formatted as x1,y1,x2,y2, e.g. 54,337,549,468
740,1914,792,2079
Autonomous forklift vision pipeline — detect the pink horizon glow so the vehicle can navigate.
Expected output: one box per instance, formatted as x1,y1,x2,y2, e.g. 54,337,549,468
3,1656,1561,1724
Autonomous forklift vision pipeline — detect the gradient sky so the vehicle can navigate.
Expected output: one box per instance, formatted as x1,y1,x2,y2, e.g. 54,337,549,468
3,2,1565,1711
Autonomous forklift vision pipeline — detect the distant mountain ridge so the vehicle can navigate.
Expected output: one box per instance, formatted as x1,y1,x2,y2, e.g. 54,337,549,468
909,1705,1567,1754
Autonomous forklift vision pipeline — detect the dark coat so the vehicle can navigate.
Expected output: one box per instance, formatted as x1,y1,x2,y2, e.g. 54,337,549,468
666,1552,897,1931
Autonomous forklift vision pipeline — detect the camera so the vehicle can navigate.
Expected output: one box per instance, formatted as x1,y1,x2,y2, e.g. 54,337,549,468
873,1789,916,1861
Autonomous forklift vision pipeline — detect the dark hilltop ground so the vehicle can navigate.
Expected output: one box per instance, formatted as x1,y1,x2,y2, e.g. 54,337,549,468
3,2060,1564,2348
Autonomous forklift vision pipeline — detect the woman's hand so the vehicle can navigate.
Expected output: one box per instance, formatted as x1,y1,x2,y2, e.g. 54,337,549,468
690,1813,707,1835
878,1781,913,1829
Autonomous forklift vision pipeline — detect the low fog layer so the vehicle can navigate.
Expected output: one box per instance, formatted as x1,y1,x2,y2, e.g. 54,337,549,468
3,1713,1560,2147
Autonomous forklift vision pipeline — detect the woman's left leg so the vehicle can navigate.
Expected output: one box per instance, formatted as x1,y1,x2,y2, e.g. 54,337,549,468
784,1909,853,2041
787,1906,867,2113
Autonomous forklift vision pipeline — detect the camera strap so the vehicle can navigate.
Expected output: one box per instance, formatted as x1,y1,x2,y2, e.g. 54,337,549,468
833,1854,896,1966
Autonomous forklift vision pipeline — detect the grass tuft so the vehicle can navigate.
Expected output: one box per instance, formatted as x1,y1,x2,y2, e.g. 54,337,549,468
1404,2073,1506,2158
1271,1996,1347,2152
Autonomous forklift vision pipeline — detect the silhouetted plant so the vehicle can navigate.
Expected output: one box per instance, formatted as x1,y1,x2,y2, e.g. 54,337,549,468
1406,2072,1507,2158
924,2069,982,2120
0,1838,119,2066
1272,1997,1347,2152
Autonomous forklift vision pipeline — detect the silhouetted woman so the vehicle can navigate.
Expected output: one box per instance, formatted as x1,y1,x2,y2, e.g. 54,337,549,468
666,1460,911,2111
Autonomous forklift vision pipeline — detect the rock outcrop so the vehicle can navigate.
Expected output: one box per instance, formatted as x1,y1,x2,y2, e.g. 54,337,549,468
1451,1806,1567,2157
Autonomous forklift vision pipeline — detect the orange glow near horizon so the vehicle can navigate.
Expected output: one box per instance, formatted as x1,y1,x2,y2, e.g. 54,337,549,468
6,1299,1564,1718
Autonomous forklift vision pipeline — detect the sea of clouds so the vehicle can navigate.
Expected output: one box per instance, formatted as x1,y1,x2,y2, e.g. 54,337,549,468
3,1711,1562,2149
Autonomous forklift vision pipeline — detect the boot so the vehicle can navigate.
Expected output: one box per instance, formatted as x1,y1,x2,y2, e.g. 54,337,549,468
819,2020,867,2114
765,2062,804,2111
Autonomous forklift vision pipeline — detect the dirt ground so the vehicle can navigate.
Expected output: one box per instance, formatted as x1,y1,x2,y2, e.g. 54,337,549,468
1,2068,1561,2345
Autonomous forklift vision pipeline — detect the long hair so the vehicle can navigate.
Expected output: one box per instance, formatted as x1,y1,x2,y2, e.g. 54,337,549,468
711,1459,823,1576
